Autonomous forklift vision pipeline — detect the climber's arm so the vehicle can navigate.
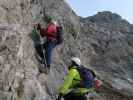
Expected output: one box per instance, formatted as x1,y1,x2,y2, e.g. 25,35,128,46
59,69,78,95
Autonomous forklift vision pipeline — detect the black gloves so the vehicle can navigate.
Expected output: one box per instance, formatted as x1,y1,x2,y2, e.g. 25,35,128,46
57,26,63,33
37,23,41,30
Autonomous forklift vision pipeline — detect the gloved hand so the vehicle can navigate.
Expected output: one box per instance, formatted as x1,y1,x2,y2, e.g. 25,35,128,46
94,78,102,89
37,23,41,30
56,94,62,100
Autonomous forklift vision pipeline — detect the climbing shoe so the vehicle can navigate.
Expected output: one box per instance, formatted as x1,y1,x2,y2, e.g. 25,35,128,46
45,65,50,74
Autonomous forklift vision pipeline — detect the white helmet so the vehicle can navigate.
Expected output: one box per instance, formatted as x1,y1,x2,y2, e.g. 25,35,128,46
52,20,57,26
71,57,81,66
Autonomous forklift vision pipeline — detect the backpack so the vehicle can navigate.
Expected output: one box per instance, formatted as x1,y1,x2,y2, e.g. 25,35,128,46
46,23,57,38
56,26,63,44
76,65,96,88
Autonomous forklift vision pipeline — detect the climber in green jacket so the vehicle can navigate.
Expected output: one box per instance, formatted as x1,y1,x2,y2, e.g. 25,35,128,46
57,57,102,100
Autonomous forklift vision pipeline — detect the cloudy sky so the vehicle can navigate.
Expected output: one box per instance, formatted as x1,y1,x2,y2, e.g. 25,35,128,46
66,0,133,24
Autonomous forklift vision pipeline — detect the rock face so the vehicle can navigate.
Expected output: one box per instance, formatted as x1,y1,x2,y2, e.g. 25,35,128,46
0,0,133,100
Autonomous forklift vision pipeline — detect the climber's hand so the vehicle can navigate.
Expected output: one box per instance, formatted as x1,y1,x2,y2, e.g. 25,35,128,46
94,79,102,89
37,23,41,30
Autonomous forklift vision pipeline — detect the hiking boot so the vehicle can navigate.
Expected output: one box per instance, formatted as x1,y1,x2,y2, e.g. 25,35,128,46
38,64,46,73
39,64,50,74
46,65,51,74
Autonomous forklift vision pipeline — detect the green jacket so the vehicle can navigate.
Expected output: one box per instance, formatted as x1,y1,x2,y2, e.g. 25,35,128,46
59,67,95,96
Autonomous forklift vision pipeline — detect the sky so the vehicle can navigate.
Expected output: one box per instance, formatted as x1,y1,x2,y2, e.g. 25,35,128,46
66,0,133,24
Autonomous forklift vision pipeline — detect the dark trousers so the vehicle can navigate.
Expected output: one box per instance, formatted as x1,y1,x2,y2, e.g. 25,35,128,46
63,92,87,100
35,40,57,65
